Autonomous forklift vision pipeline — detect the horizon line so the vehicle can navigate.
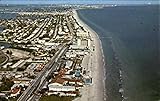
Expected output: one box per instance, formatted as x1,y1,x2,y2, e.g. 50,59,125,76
0,1,159,5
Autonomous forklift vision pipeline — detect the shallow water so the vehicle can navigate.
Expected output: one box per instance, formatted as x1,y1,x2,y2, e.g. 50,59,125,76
78,5,160,101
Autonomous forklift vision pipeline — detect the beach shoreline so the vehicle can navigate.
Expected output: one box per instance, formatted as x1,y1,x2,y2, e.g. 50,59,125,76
73,9,106,101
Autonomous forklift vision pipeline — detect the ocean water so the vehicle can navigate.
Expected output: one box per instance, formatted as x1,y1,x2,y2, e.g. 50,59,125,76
78,5,160,101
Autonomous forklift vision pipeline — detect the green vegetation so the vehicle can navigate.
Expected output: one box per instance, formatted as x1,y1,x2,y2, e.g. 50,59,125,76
40,95,75,101
9,96,19,101
17,67,26,71
0,67,13,71
62,39,69,43
24,62,31,67
0,77,14,92
11,59,19,64
11,45,34,53
0,97,8,101
0,51,8,65
49,49,56,55
8,98,17,101
17,62,29,71
6,50,12,55
0,55,7,64
28,75,36,79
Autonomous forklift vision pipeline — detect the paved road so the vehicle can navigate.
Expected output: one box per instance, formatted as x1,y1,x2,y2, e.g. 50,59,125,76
49,15,60,42
28,46,69,101
17,44,69,101
29,18,50,41
0,50,9,66
27,14,75,101
17,12,74,101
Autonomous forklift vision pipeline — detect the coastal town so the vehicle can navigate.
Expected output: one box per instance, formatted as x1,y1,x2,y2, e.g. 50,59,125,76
0,7,104,101
0,1,157,101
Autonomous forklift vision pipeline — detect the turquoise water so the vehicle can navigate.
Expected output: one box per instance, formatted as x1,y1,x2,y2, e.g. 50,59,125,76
78,5,160,101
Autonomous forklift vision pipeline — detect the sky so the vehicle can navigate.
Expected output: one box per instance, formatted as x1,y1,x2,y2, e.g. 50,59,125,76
0,0,159,4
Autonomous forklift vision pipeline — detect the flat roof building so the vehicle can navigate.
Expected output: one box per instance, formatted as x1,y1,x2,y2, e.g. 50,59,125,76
48,84,75,92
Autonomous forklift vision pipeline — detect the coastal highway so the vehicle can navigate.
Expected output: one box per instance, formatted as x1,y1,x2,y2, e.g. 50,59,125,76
17,43,69,101
28,46,69,101
27,15,75,101
17,13,74,101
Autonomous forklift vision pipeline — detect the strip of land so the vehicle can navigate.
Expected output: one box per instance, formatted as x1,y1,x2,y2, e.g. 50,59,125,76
73,10,106,101
0,8,106,101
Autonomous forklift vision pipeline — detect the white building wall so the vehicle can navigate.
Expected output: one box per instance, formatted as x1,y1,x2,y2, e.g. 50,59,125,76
77,39,81,46
49,86,75,92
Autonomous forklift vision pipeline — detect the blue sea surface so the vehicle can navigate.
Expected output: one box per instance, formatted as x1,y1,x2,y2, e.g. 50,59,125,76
78,5,160,101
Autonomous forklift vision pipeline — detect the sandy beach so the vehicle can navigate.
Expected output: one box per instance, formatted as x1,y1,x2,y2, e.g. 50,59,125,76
73,10,106,101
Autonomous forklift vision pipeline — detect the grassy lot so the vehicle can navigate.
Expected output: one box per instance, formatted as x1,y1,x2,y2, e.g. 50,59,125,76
40,95,75,101
8,97,18,101
0,77,14,92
